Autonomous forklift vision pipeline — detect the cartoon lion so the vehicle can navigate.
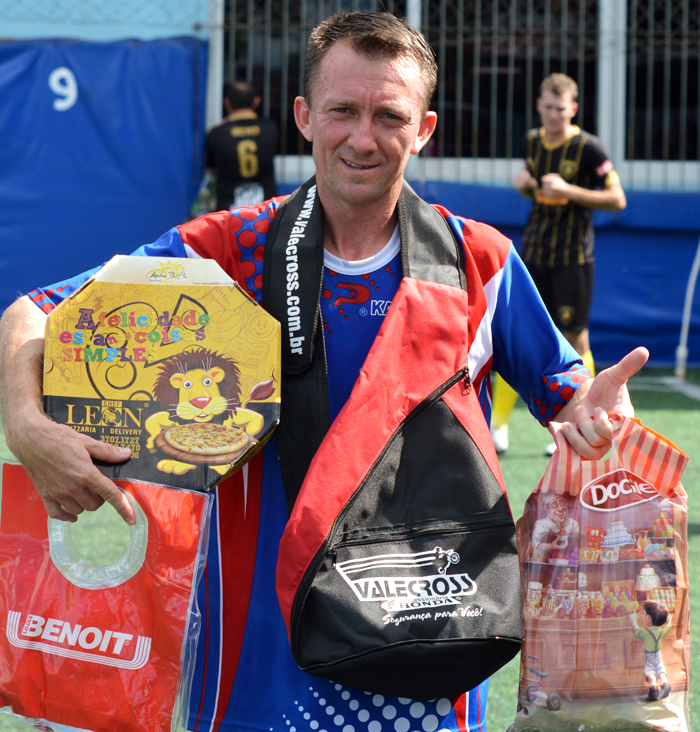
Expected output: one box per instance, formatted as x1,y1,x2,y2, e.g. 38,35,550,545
145,347,268,476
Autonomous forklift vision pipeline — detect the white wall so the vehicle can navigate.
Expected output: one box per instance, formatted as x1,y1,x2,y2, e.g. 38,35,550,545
0,0,209,41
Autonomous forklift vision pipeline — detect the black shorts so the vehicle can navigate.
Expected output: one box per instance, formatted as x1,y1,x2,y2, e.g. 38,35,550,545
526,263,594,334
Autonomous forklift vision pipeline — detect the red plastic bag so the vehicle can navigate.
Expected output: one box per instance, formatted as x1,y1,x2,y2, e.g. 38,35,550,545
512,416,690,731
0,463,212,732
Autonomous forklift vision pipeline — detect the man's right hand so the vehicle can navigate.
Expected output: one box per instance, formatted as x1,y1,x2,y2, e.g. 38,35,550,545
9,413,134,524
0,295,134,525
513,169,538,196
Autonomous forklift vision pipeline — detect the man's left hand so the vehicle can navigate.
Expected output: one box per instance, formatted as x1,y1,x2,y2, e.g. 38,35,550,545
540,173,571,199
554,347,649,459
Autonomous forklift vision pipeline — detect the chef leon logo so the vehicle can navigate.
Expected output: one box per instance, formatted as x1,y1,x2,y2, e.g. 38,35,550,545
6,611,151,669
579,469,658,512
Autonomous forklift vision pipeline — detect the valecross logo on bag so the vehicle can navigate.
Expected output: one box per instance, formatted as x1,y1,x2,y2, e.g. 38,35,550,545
579,469,658,512
6,610,152,669
335,547,481,626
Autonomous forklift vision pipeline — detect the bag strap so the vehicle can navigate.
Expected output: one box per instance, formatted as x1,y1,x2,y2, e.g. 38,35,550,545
262,178,466,513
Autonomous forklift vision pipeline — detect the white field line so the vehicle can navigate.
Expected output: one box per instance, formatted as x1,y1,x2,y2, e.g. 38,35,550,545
628,375,700,402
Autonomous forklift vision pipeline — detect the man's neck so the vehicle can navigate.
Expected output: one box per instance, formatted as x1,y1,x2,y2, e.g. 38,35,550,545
318,185,401,262
226,108,257,121
322,208,398,262
543,123,577,145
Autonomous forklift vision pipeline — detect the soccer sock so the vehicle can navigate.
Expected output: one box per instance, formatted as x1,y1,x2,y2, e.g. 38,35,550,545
491,375,519,429
582,349,595,377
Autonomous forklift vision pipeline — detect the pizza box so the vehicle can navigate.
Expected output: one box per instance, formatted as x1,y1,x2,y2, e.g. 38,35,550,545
42,255,280,492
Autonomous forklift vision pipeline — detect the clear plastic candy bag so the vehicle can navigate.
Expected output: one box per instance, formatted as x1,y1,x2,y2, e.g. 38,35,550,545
511,415,690,732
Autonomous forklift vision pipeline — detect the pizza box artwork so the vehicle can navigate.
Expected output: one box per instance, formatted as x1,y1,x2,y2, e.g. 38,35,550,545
42,256,280,491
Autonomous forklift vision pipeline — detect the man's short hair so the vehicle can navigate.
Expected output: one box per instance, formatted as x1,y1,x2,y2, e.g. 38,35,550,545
303,11,437,117
539,73,579,102
224,81,258,111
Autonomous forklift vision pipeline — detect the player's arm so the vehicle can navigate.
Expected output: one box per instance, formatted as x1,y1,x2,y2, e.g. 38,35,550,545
540,174,626,210
0,296,135,524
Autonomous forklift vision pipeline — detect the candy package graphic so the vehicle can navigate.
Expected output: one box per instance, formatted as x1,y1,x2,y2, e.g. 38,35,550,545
0,463,213,732
512,416,690,732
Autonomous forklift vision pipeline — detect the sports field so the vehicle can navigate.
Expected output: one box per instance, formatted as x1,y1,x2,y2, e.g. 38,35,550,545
0,366,697,732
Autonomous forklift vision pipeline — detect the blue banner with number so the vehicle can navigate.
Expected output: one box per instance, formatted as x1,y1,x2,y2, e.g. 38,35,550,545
0,37,207,312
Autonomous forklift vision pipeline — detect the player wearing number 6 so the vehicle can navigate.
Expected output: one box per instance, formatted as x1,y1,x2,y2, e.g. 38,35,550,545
206,80,279,210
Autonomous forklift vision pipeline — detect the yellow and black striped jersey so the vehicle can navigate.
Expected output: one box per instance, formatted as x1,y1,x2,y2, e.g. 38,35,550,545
519,126,619,268
206,111,279,210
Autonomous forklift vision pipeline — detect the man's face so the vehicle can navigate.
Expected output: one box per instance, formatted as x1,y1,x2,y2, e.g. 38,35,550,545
544,496,569,524
294,41,437,210
536,89,578,138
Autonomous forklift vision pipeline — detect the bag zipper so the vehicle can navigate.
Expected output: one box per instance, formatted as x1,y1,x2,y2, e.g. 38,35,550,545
329,513,512,567
290,366,473,654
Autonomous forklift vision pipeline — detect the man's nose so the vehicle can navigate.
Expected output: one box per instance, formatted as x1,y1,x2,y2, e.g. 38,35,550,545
347,115,377,154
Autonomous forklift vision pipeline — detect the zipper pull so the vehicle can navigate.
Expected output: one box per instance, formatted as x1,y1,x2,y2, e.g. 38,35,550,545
330,548,337,569
463,366,471,389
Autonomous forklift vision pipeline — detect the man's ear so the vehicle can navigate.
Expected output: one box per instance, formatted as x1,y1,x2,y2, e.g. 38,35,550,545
294,96,313,142
411,111,438,155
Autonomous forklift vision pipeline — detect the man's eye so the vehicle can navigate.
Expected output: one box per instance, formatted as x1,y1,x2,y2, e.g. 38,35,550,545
334,107,350,114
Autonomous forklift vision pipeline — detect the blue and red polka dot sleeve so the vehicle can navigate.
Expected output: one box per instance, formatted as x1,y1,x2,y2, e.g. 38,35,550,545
527,363,591,426
27,263,105,313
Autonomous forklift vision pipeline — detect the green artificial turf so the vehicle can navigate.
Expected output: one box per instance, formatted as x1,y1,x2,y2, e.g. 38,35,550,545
0,367,697,732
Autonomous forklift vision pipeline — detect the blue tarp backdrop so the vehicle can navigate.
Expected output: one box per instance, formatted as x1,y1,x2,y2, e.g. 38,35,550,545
0,36,207,309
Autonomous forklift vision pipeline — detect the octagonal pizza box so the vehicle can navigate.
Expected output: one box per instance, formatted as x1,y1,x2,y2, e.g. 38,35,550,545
43,255,280,491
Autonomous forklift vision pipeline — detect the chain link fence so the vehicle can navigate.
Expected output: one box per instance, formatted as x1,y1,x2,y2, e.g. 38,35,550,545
224,0,700,188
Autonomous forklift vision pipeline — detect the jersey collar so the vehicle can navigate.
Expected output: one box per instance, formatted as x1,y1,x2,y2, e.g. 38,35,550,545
323,225,400,276
540,125,581,150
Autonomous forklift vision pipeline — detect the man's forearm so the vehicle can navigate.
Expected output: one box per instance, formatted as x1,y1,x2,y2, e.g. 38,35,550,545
564,182,626,211
0,296,48,449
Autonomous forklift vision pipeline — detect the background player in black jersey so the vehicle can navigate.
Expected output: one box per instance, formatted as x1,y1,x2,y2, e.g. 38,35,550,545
205,80,279,210
491,72,627,456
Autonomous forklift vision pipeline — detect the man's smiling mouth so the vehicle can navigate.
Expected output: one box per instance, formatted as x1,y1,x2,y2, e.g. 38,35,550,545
343,159,377,169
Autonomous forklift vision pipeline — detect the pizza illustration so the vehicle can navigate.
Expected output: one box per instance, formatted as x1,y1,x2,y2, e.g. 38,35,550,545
161,423,252,457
